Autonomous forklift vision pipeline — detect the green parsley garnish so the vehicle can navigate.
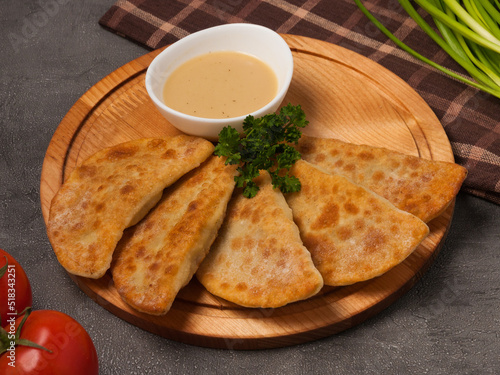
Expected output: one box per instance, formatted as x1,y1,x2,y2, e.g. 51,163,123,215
214,103,308,198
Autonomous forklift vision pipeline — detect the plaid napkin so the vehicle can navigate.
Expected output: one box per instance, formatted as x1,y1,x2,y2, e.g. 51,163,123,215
99,0,500,205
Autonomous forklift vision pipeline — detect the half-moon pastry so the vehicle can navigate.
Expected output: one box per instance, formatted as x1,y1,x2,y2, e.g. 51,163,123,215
47,136,214,278
296,135,467,223
197,171,324,308
285,160,430,286
112,156,238,315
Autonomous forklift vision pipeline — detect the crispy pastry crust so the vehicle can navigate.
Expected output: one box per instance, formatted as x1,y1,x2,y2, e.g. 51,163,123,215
296,135,467,223
197,171,324,308
112,156,238,315
285,160,430,286
47,136,214,279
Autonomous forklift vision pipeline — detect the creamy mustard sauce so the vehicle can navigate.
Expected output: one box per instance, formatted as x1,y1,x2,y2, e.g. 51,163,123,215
162,51,278,119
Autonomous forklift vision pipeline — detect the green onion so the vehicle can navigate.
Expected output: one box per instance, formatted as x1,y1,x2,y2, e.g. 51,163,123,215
354,0,500,99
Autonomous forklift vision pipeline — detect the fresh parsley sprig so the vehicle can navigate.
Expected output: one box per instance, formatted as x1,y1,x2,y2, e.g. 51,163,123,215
214,104,308,198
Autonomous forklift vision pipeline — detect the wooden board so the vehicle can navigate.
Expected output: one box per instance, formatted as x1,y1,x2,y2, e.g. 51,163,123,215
40,34,456,350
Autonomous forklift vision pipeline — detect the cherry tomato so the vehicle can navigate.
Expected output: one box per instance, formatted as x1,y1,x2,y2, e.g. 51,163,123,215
0,248,33,324
0,309,99,375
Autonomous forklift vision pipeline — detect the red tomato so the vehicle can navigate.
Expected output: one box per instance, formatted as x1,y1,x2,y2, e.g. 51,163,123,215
0,249,33,324
0,310,99,375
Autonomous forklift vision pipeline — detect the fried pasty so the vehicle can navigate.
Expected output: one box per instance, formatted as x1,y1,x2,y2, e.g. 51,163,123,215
296,135,467,223
112,156,237,315
197,171,324,308
47,136,214,278
285,160,430,286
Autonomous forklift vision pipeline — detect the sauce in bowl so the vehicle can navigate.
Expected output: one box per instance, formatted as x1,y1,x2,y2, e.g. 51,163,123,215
162,51,278,119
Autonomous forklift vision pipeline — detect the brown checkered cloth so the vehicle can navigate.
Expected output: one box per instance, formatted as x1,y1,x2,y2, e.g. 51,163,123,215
99,0,500,205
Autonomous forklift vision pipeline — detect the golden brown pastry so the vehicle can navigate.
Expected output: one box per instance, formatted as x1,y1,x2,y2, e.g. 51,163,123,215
47,136,214,279
196,171,324,308
112,156,238,315
296,135,467,223
285,160,430,286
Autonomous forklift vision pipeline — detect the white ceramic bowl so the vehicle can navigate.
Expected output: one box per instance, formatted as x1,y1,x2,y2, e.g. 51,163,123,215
145,23,293,140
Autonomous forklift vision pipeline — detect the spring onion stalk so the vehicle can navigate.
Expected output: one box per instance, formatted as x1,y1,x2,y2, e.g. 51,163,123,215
434,0,500,83
467,0,500,38
439,0,500,46
354,0,500,99
477,0,500,27
431,0,500,85
399,0,498,86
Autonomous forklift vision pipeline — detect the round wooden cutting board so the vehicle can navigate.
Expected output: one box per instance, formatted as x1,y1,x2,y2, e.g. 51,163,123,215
40,34,456,350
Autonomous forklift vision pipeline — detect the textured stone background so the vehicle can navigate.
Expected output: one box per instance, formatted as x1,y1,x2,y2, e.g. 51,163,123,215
1,1,498,374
